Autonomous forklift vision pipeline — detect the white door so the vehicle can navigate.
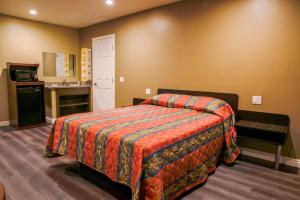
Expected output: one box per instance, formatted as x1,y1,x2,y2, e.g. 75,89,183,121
92,34,115,111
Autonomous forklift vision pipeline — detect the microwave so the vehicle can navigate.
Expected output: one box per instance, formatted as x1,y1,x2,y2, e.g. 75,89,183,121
11,69,38,82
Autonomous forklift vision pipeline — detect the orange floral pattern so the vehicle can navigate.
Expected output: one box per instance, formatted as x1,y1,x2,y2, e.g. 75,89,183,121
45,94,239,200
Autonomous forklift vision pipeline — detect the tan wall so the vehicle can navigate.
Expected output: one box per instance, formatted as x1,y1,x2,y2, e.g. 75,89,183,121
0,14,80,122
80,0,300,158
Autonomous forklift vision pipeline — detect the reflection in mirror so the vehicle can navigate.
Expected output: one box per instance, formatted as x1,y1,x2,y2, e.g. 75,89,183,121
43,52,76,77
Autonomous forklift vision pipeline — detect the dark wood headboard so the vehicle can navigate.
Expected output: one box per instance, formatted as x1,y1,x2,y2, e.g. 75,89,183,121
157,88,239,115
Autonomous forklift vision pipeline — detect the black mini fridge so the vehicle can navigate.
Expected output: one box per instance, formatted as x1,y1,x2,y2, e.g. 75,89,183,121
17,86,44,126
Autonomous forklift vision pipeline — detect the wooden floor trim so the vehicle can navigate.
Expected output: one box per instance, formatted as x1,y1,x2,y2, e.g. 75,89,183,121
0,121,10,127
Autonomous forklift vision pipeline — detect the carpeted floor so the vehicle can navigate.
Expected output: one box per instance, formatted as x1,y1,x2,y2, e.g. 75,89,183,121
0,125,299,200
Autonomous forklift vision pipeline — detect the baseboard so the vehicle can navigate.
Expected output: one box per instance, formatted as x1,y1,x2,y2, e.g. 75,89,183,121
46,117,56,124
240,147,300,169
0,121,10,126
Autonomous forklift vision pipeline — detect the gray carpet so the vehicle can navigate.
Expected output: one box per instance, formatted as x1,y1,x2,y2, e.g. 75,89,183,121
0,125,299,200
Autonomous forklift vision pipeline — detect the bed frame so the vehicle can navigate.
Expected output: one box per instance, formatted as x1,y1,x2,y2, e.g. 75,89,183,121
79,88,239,199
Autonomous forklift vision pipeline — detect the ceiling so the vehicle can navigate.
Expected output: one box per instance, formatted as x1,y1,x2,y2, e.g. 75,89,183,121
0,0,179,29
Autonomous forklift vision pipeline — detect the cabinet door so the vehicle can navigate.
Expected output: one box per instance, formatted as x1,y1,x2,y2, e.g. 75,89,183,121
17,87,43,126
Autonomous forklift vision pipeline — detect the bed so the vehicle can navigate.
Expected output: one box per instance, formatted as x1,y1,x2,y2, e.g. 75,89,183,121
45,88,240,200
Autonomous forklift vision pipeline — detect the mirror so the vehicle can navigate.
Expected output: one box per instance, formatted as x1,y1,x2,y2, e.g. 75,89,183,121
43,52,76,77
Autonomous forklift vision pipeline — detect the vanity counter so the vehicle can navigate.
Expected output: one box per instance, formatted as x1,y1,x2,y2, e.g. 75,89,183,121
45,85,92,123
45,84,91,89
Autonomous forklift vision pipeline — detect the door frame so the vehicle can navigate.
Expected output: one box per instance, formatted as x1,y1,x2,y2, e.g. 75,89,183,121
92,34,116,111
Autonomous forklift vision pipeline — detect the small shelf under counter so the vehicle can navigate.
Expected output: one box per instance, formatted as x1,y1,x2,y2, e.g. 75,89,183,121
45,84,92,122
59,102,90,108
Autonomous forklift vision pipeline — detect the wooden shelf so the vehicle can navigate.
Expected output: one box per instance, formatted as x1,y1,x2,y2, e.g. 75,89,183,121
15,81,44,86
235,110,290,170
235,120,288,134
59,102,89,108
235,110,289,145
45,87,91,119
58,92,90,117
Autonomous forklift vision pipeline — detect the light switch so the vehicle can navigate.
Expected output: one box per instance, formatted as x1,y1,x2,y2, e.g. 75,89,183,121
119,76,125,83
252,96,262,105
145,88,151,95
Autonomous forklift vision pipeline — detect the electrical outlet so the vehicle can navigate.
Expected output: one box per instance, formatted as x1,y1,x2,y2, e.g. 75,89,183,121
252,96,262,105
119,76,125,83
145,88,151,95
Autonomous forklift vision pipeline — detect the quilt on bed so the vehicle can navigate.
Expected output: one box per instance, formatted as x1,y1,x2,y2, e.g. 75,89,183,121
45,94,240,200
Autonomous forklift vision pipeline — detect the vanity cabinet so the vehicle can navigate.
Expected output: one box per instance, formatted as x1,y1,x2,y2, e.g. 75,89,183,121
45,86,92,122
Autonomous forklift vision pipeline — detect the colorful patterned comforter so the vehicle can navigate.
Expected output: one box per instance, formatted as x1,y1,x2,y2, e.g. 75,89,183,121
45,94,240,200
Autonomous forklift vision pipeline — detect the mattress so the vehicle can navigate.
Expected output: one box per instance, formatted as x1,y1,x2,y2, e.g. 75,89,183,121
45,94,240,200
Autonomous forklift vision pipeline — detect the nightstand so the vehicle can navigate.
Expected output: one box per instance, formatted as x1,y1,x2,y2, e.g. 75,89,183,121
235,110,289,170
133,98,146,105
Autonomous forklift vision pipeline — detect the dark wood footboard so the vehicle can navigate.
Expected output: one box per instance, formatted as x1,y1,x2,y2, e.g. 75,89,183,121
78,163,132,200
